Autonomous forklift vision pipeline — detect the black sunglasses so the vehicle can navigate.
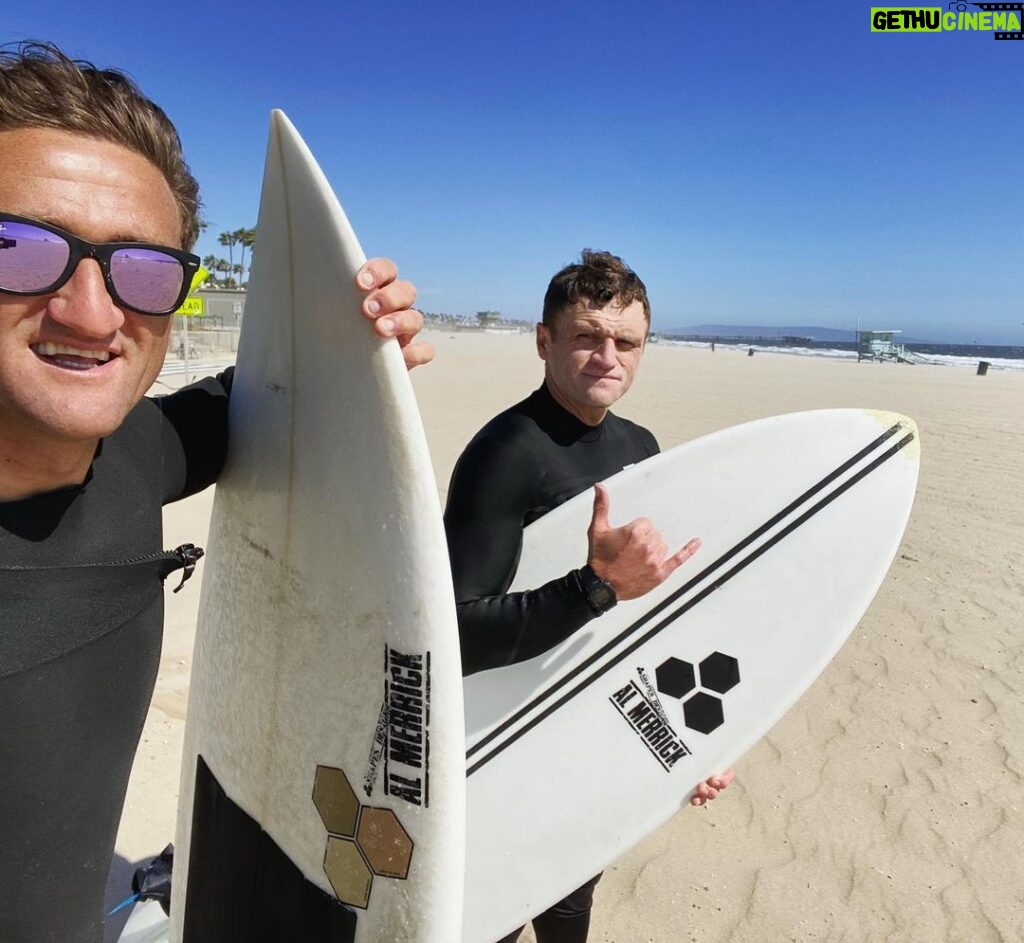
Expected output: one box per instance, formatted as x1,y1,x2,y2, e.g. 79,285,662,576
0,212,200,316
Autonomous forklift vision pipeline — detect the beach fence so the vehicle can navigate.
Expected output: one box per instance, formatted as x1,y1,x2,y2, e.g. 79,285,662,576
163,288,244,375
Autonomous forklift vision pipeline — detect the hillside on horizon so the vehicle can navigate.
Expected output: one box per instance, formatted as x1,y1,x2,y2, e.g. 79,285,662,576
665,324,856,342
660,324,968,345
660,323,1024,346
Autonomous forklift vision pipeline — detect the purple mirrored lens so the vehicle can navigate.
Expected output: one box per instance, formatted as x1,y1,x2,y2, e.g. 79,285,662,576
110,248,184,313
0,221,71,292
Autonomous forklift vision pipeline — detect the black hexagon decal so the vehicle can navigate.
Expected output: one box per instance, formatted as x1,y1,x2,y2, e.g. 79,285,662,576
682,691,724,734
656,657,696,699
699,652,740,694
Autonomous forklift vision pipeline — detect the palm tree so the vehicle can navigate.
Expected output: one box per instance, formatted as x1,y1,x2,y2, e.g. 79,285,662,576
237,227,256,288
218,231,236,274
202,254,219,286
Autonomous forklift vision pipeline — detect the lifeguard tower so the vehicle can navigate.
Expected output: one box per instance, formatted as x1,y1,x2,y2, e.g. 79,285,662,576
857,330,927,364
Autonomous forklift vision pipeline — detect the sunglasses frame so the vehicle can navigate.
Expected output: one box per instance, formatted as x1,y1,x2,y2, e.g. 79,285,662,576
0,212,200,316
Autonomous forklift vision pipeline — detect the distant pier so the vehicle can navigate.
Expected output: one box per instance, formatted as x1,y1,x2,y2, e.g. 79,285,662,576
667,334,814,347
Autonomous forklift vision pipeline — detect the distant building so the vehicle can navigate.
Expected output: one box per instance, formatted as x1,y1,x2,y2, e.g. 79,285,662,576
193,288,247,328
857,330,924,364
476,310,520,334
169,288,246,362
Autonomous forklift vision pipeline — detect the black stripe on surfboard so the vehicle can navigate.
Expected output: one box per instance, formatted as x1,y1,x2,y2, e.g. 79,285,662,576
466,424,914,776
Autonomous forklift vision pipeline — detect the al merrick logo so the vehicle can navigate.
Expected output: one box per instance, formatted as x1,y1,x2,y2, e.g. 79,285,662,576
610,679,691,771
362,647,432,807
871,3,1023,39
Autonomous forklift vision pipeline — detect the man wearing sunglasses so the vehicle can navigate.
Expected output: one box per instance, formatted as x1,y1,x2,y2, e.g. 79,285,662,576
0,42,430,942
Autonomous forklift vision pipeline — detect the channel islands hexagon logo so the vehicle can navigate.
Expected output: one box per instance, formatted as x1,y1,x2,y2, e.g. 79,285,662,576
312,765,413,909
656,652,740,734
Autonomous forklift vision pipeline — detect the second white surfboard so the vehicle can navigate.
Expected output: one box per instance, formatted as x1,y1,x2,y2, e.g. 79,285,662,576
463,409,919,942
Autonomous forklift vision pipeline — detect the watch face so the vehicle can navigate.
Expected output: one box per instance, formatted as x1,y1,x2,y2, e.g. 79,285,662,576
583,567,616,612
589,583,615,610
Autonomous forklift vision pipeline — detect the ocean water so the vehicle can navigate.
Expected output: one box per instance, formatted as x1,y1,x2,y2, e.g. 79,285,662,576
662,340,1024,373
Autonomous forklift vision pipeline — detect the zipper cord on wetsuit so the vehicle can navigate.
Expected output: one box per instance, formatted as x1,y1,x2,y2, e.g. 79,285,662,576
0,544,205,583
170,543,204,593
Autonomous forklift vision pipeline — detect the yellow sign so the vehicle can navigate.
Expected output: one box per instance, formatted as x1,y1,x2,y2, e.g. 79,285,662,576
178,297,205,316
175,265,210,316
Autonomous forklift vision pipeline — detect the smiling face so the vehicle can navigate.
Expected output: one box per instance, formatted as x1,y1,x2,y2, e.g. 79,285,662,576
536,299,649,426
0,127,180,448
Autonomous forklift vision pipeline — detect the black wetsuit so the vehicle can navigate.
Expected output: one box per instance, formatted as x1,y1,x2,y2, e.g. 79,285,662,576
0,371,231,943
443,381,658,943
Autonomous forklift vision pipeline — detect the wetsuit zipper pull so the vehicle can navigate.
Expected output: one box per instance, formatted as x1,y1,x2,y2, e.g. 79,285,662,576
171,543,205,593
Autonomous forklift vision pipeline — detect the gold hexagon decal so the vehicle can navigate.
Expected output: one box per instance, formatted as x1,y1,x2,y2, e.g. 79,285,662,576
356,807,413,879
313,765,360,838
314,763,416,910
324,836,373,909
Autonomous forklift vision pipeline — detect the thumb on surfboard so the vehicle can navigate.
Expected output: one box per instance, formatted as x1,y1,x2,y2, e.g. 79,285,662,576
589,481,612,533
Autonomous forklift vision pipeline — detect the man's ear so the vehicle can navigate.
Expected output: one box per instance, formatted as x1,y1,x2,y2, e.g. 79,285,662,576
536,322,550,361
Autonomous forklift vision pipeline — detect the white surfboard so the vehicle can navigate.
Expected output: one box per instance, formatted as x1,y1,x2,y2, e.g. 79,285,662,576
170,112,464,942
462,409,919,942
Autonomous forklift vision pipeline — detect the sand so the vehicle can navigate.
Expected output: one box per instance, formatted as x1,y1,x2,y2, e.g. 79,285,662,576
109,333,1024,941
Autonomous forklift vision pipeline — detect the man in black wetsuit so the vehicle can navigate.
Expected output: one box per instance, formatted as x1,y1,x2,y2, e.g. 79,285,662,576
444,250,734,943
0,43,431,942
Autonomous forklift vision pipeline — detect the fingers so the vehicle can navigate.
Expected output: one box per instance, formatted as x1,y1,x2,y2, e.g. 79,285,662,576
690,782,718,806
356,258,416,323
588,489,701,600
354,258,428,368
689,769,735,807
374,306,432,370
362,279,417,323
401,340,435,370
374,306,423,340
715,767,736,789
356,258,398,293
631,517,654,539
663,538,702,577
589,482,611,534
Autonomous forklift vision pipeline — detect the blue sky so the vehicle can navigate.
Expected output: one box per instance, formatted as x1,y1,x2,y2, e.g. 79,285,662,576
5,2,1021,343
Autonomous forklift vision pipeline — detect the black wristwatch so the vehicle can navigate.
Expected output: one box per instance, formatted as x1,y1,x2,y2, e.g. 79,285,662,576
577,564,617,615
